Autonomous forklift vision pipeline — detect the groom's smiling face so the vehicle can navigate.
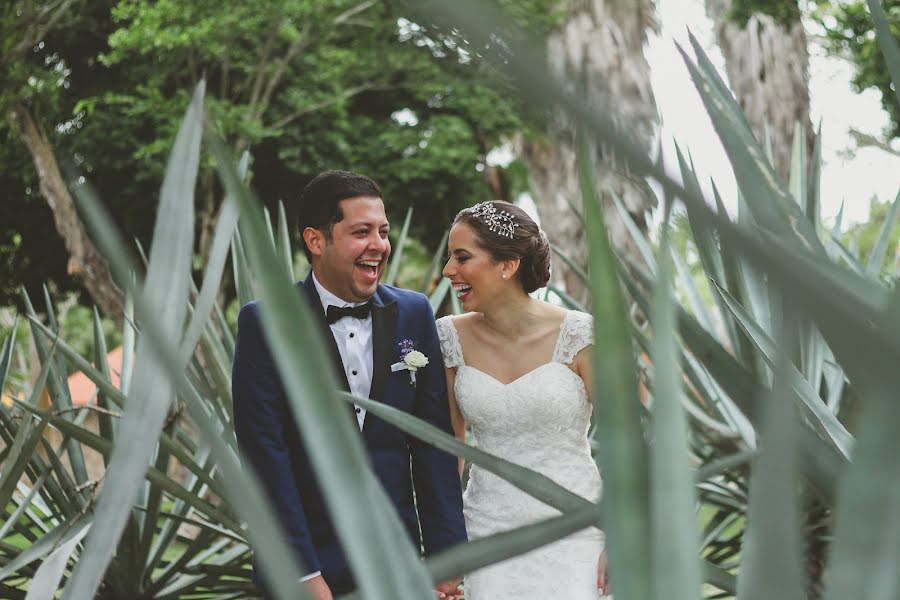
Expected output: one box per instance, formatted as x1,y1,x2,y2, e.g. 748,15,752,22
307,196,391,302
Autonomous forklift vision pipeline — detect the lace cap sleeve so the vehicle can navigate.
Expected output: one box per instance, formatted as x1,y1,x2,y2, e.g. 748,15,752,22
553,311,594,365
436,316,465,369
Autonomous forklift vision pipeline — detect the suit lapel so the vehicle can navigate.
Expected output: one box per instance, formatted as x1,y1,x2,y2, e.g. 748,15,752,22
363,289,398,435
299,274,355,422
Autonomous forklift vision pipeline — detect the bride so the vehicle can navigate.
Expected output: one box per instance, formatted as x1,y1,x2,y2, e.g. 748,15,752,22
436,201,607,599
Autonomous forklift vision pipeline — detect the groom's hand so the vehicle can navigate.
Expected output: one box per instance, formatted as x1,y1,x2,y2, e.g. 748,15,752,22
435,577,462,600
304,575,334,600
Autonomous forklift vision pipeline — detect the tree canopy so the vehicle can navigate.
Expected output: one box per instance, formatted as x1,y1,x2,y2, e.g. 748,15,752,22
4,0,893,311
1,0,552,308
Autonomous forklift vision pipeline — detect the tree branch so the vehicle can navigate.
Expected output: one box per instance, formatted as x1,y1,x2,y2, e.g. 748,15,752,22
220,46,230,99
256,22,312,116
253,1,376,120
268,83,392,130
849,127,900,159
333,0,377,25
5,0,80,64
187,47,198,84
245,26,279,107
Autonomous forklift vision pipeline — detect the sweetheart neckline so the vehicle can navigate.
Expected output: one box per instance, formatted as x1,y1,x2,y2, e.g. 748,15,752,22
458,362,581,387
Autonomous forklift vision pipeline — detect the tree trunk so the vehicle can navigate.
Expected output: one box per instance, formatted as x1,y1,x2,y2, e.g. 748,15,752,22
705,0,814,183
197,169,218,264
8,103,123,321
520,0,659,305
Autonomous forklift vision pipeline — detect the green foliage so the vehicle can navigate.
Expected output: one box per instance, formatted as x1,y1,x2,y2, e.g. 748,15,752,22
496,0,564,30
670,210,717,310
45,294,123,372
814,0,900,137
0,0,545,308
842,195,900,277
728,0,803,27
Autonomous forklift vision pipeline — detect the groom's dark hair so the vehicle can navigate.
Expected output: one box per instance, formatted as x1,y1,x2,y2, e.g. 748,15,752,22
297,170,384,261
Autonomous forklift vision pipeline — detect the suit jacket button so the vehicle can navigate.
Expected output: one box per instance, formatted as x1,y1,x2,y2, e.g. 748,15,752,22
355,407,361,414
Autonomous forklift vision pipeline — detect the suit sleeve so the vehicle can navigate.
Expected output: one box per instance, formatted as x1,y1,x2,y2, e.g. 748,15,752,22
232,302,322,576
409,297,468,554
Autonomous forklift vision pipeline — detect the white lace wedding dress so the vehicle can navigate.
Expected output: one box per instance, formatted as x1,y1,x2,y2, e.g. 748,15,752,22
437,311,605,600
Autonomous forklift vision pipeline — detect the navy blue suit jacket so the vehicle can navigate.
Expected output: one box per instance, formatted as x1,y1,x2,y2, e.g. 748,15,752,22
232,272,466,594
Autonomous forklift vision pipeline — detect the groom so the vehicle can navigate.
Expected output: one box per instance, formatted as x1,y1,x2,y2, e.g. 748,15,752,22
232,170,466,599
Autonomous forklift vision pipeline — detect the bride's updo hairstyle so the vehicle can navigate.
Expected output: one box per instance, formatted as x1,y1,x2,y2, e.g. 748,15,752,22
453,201,551,294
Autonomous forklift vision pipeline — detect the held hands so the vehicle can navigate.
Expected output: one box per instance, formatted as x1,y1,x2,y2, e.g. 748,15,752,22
597,549,610,596
435,577,463,600
317,575,459,599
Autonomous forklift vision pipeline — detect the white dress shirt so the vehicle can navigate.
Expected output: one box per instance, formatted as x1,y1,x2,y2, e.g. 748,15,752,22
311,272,372,431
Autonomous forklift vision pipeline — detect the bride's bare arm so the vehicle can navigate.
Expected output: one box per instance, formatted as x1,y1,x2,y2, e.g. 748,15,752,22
445,366,467,477
574,344,611,595
573,345,594,400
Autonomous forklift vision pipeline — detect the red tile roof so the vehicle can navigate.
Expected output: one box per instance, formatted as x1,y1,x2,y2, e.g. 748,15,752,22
67,346,123,407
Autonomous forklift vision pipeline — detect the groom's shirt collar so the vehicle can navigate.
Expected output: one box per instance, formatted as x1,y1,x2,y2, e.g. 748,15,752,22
311,271,370,313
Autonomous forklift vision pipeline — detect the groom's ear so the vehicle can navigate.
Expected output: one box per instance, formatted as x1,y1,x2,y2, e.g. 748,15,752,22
303,227,325,258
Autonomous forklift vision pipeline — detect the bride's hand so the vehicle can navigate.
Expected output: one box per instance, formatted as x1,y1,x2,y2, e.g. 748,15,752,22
597,549,609,595
435,576,462,600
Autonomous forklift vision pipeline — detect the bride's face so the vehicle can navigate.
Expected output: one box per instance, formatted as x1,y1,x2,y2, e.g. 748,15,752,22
443,222,505,311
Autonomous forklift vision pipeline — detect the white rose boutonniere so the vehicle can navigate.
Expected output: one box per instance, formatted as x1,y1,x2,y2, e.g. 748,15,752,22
403,350,429,369
391,339,429,387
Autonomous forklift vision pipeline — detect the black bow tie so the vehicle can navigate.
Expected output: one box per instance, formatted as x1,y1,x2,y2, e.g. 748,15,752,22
326,302,372,324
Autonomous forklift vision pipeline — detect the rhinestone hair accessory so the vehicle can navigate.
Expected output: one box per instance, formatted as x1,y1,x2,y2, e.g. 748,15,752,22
469,202,518,239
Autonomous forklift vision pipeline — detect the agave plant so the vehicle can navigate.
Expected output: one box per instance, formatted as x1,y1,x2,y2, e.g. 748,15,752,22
2,1,899,599
0,119,458,600
0,101,265,598
414,1,900,599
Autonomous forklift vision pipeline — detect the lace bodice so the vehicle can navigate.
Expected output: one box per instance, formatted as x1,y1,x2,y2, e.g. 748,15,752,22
436,311,604,598
437,310,594,370
436,314,465,370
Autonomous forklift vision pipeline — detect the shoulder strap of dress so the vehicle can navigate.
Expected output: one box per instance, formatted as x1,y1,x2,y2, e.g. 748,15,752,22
552,311,594,365
436,316,466,369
